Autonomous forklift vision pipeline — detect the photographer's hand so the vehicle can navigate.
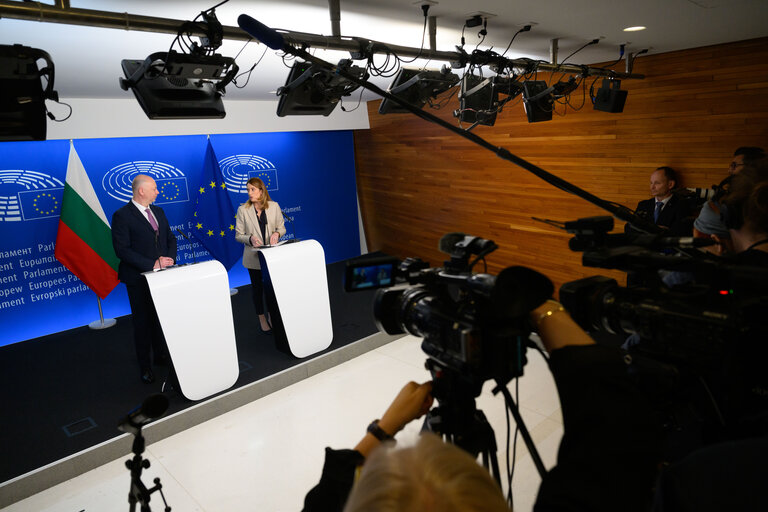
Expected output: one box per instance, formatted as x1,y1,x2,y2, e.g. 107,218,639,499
531,299,595,353
354,381,433,458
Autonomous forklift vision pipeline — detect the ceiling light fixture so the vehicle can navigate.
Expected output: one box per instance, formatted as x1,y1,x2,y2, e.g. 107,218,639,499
378,67,459,114
118,6,238,119
623,26,647,32
0,44,59,140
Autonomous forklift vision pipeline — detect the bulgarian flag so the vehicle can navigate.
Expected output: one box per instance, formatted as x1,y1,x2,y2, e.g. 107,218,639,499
54,141,120,299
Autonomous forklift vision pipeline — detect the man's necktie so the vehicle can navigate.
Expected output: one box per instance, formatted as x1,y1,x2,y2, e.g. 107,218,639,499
145,208,159,231
653,201,664,223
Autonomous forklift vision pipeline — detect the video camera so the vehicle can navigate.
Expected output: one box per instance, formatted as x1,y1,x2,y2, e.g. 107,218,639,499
345,233,552,389
560,215,768,435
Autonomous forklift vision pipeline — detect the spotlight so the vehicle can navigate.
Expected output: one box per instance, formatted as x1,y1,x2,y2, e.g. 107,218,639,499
119,51,237,119
276,59,368,116
522,80,553,123
456,74,499,126
0,44,58,141
593,79,628,113
118,6,238,119
378,67,459,114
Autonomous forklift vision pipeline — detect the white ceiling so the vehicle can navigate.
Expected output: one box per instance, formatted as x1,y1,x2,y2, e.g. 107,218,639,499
2,0,767,102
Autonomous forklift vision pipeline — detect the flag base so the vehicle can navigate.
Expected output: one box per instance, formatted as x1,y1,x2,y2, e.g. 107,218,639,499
88,318,116,330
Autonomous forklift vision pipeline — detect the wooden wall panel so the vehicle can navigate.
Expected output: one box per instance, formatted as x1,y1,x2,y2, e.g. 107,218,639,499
353,38,768,293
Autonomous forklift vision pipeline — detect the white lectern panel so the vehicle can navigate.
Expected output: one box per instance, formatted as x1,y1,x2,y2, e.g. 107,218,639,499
144,260,239,401
258,240,333,358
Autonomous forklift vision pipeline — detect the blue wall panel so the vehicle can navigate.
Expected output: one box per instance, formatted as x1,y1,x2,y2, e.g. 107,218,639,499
0,130,360,346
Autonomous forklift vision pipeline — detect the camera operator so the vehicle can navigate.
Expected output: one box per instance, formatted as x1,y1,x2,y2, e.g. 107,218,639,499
719,158,768,264
302,380,510,512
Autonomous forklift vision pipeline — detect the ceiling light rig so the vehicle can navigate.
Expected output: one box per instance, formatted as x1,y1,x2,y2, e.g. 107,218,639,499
0,0,647,125
119,3,239,119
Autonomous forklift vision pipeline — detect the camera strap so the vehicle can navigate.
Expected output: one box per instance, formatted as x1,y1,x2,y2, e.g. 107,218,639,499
745,238,768,252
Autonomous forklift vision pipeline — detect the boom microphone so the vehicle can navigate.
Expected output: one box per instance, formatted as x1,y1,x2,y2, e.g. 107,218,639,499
238,14,285,50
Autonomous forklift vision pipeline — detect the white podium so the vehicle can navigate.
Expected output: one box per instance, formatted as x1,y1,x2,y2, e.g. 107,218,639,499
257,240,333,358
144,260,239,401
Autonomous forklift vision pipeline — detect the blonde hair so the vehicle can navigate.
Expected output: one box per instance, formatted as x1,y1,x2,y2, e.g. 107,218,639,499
245,177,271,210
343,433,509,512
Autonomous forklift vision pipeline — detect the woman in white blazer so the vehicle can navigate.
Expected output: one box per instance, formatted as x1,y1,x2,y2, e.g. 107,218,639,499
234,177,286,333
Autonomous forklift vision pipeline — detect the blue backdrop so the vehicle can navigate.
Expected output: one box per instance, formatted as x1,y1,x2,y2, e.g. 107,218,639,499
0,131,361,346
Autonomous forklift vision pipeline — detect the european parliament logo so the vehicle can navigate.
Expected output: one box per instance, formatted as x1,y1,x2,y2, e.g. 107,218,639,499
0,170,64,222
102,161,189,204
219,154,279,195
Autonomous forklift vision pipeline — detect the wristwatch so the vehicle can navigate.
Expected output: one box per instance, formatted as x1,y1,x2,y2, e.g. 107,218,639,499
367,419,394,441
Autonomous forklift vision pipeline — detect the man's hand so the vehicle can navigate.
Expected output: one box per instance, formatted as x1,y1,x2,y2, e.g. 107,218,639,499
154,257,175,269
378,381,434,436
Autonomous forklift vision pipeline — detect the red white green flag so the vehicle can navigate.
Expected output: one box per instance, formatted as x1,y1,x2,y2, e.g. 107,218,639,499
54,141,120,299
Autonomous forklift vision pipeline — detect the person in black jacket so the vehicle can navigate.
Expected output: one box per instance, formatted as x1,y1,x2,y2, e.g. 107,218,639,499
111,174,177,384
626,166,693,236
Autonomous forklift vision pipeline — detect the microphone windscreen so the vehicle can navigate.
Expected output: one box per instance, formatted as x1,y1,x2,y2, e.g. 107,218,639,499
438,232,466,254
238,15,285,50
491,266,554,319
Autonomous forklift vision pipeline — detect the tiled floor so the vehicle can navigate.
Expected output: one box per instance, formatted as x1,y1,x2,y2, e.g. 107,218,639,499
4,335,564,512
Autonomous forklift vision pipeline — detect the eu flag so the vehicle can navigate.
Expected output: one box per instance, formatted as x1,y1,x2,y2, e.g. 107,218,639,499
191,140,241,270
18,188,64,220
155,177,190,203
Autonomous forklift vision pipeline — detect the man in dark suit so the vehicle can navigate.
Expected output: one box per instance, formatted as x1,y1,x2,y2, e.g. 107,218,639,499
112,174,177,384
626,166,693,236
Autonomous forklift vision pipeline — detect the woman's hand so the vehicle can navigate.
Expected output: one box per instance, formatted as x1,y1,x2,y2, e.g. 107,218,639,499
250,235,262,247
269,232,280,245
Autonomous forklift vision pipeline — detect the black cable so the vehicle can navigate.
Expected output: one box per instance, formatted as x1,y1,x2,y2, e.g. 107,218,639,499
233,44,268,89
559,39,600,67
399,7,429,64
501,25,531,58
46,100,72,122
340,85,366,113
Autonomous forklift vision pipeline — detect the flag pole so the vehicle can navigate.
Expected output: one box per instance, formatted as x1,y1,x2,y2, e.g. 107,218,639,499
88,294,116,329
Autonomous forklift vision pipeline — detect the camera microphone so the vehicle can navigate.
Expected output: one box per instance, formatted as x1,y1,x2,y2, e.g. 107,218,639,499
118,393,169,434
438,232,467,253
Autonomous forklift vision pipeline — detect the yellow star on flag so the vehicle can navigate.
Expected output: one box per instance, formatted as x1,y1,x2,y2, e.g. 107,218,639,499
207,229,214,236
209,181,216,189
196,222,203,229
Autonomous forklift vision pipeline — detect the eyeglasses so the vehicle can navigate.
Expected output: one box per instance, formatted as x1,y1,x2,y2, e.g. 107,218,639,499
729,161,745,170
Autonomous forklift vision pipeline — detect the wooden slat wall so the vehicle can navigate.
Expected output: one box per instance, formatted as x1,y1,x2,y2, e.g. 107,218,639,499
353,38,768,292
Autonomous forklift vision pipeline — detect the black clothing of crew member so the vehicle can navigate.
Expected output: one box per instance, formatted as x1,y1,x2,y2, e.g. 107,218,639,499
112,202,177,374
626,195,693,236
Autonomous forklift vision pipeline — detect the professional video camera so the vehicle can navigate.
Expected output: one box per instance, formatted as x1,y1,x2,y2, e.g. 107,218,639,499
346,233,552,386
559,215,768,438
345,234,553,481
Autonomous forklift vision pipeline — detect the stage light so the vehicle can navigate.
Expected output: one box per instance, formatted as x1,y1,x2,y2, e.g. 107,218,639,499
455,74,524,128
593,79,628,113
378,67,459,114
276,59,368,116
118,6,238,119
119,51,237,119
456,74,499,126
522,80,553,123
0,44,58,141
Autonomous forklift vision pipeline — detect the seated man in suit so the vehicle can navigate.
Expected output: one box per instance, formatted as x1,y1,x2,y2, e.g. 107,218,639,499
626,166,693,236
112,174,177,384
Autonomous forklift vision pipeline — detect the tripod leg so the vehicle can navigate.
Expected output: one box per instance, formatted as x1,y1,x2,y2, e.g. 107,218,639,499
500,385,547,478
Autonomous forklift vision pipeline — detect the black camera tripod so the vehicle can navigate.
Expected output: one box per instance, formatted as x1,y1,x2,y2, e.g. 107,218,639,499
118,393,172,512
421,359,547,488
125,426,171,512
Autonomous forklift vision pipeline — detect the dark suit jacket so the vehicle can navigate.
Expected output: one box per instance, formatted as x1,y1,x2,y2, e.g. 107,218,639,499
626,194,694,236
111,202,177,285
